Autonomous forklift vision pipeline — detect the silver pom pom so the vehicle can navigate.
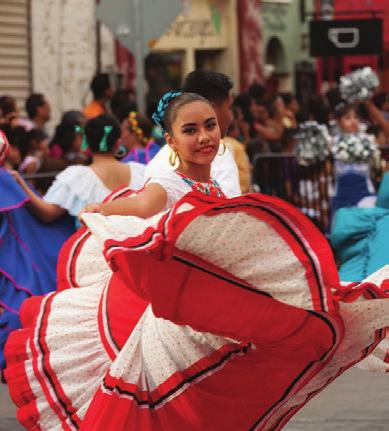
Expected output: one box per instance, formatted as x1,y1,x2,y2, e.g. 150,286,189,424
295,121,331,166
332,132,378,163
339,67,379,103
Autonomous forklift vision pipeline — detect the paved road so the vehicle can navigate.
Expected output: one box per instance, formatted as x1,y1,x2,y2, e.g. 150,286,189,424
0,382,23,431
1,366,389,430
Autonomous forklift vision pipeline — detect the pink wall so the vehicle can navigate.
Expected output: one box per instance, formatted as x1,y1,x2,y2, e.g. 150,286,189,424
237,0,264,91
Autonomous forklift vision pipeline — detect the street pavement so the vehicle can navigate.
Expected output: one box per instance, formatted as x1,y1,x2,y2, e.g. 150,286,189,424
1,366,388,430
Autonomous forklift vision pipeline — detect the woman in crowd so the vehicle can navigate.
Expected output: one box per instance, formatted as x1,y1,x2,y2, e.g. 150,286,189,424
10,114,145,224
5,90,389,431
49,111,88,165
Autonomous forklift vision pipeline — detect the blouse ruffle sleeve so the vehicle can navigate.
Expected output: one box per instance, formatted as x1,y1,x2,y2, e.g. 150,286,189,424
44,166,109,216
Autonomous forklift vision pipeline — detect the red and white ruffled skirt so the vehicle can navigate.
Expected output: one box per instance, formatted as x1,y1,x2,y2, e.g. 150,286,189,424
5,191,389,431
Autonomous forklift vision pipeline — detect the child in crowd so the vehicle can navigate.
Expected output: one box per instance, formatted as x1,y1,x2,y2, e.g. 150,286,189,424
331,102,380,215
18,128,49,175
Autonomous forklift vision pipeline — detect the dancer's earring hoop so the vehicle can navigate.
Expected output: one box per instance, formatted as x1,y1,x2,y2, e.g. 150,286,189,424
218,142,226,156
169,149,179,166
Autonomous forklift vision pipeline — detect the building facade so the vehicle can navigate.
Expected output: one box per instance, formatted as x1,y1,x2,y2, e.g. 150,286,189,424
315,0,389,92
0,0,266,127
260,0,315,97
0,0,116,129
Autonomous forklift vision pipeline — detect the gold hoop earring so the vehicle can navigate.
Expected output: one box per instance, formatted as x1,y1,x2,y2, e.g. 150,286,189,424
218,142,226,156
169,149,179,166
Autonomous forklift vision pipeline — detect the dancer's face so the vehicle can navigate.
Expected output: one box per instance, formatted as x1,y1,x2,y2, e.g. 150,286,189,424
339,109,359,134
166,101,221,166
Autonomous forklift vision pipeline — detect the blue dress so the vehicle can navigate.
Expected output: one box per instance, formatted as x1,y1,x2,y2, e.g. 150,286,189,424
0,169,75,368
121,141,161,165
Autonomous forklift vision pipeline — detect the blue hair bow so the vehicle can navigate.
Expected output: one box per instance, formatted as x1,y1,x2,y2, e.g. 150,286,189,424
152,91,182,133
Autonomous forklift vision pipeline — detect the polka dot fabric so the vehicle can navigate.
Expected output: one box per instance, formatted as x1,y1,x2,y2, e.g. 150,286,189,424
5,191,389,431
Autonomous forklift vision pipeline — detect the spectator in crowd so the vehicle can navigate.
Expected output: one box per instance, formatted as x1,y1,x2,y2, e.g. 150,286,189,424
251,98,284,151
223,114,251,193
306,95,330,125
280,92,299,130
0,95,19,128
248,82,265,101
233,93,254,141
49,110,87,165
110,88,136,123
22,93,51,136
18,128,49,176
83,73,113,119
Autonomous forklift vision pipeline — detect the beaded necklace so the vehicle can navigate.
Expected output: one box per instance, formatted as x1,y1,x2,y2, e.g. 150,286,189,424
176,171,226,199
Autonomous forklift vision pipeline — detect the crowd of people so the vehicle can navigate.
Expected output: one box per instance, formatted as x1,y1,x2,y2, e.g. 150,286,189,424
3,70,389,224
1,69,389,430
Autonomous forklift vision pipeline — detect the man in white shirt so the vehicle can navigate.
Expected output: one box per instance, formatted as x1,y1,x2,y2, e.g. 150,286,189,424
145,70,241,198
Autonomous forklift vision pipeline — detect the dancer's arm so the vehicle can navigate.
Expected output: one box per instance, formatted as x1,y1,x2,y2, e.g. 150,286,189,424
9,170,66,223
365,100,389,137
80,183,167,219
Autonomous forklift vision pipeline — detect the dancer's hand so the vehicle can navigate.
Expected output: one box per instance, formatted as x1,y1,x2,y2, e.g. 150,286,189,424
79,203,102,217
78,203,102,225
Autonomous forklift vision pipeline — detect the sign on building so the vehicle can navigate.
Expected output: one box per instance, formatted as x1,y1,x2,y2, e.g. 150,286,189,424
309,19,383,56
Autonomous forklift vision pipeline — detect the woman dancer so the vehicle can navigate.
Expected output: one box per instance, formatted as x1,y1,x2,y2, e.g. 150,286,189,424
120,111,160,165
1,115,143,368
0,131,74,370
5,92,389,431
10,114,145,224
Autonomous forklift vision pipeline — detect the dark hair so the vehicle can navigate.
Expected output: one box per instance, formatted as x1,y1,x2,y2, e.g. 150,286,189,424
18,128,46,159
0,95,17,117
325,87,342,111
280,92,295,107
334,102,355,120
157,92,212,134
50,123,77,154
84,114,120,153
25,93,45,119
110,89,136,121
248,83,265,100
61,110,85,127
233,93,253,122
306,95,330,124
90,73,111,100
182,70,233,105
116,101,138,123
